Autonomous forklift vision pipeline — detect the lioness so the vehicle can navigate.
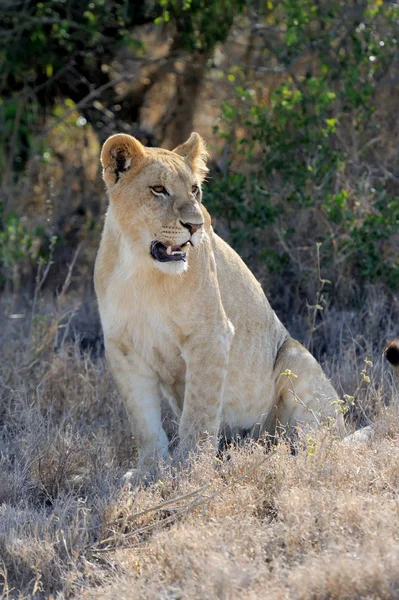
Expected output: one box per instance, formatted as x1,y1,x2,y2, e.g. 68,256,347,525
95,132,345,472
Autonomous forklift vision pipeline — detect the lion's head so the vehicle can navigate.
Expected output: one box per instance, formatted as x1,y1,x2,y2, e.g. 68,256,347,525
101,132,209,275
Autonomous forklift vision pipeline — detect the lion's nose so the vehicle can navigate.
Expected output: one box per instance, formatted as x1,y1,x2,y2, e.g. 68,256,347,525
180,221,204,235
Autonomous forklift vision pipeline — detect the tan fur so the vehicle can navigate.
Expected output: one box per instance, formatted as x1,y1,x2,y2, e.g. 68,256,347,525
95,132,345,472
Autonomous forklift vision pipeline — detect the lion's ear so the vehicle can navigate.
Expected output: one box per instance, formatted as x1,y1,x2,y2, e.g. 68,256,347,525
101,134,145,186
173,132,209,180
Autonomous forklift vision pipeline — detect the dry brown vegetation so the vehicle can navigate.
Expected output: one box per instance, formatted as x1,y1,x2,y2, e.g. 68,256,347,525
0,283,398,598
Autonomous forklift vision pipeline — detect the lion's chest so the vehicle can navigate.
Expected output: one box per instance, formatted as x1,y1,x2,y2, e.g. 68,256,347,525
109,289,187,413
135,318,186,415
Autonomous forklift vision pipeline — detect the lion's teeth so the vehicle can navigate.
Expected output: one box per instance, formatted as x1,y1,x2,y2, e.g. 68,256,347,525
166,246,172,255
171,251,182,255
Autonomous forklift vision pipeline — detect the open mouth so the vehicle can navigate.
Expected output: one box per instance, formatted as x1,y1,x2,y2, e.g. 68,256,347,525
150,241,191,262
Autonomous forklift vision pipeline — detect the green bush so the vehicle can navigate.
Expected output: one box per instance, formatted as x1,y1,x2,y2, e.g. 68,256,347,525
207,0,399,299
0,212,56,292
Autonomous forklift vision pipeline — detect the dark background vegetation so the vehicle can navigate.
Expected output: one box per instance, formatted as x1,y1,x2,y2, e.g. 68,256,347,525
0,1,399,597
2,0,398,318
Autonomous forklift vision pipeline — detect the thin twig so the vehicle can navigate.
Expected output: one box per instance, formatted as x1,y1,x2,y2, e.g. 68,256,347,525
288,384,321,427
57,242,82,302
91,451,273,554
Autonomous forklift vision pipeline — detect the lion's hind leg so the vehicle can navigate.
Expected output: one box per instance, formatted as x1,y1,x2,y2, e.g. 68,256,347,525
273,338,345,437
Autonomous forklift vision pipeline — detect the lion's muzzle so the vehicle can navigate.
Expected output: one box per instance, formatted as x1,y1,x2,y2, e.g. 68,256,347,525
150,240,191,262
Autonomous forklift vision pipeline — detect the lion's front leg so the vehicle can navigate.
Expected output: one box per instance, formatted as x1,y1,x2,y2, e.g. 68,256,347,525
178,323,234,456
105,339,169,473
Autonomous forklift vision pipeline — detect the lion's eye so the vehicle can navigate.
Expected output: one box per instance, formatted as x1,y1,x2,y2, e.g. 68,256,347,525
192,185,199,195
151,185,168,195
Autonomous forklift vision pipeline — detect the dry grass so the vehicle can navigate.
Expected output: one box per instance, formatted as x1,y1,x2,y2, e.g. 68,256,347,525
0,286,398,599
